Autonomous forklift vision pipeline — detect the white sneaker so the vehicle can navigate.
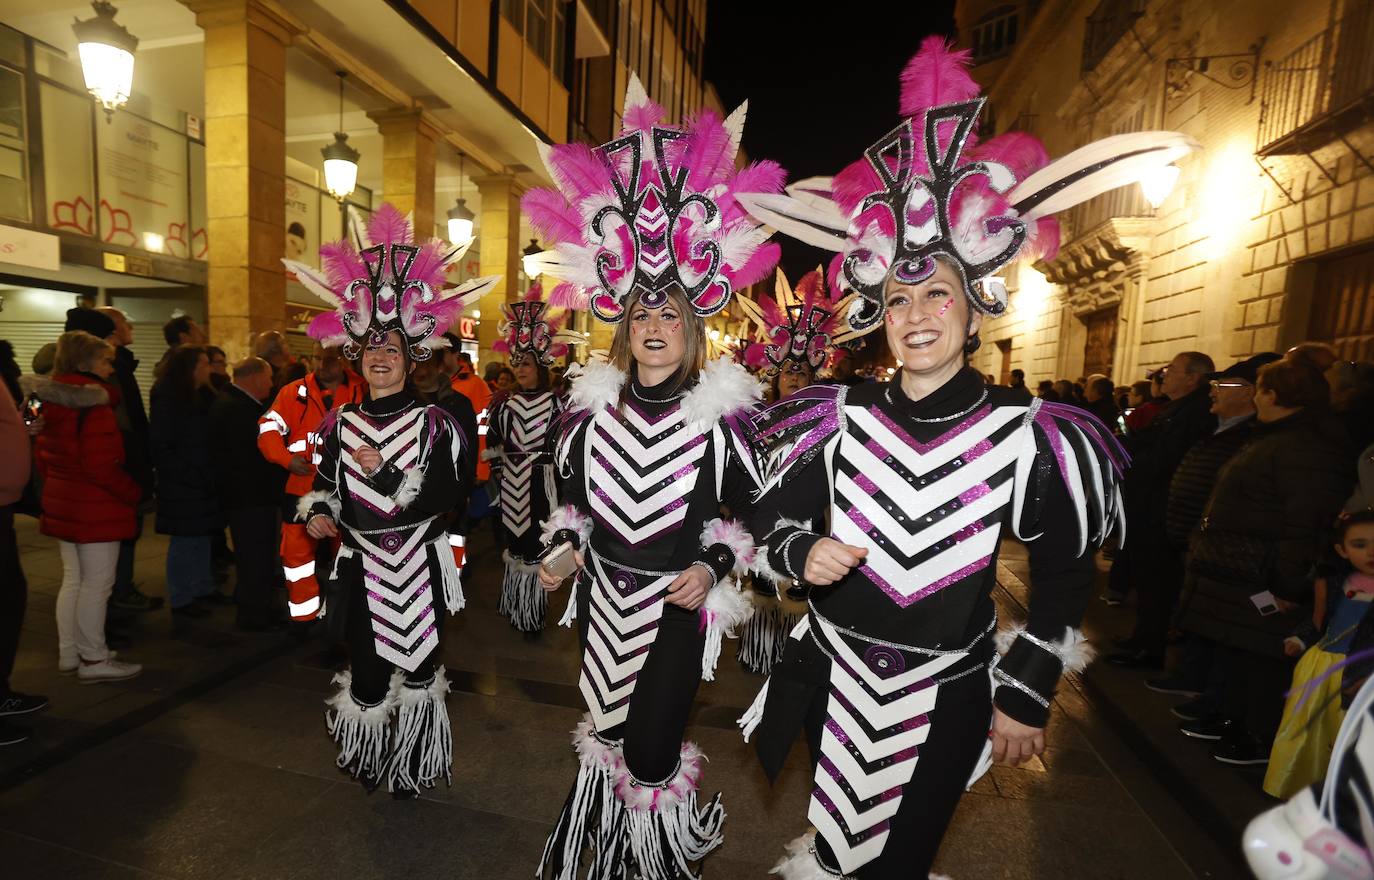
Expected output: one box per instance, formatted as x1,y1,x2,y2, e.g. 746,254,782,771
77,658,142,684
59,651,118,675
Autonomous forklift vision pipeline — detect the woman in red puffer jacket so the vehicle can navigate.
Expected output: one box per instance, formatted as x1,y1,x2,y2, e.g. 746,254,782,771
26,331,145,683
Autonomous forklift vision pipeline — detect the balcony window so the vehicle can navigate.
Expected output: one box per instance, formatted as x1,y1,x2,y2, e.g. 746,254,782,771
972,7,1020,64
1081,0,1145,72
0,65,30,223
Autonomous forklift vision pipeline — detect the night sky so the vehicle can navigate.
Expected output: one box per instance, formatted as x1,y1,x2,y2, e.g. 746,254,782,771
703,0,958,279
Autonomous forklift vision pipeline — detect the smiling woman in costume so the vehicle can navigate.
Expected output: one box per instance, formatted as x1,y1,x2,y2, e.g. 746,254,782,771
487,284,577,634
523,77,778,879
735,38,1195,878
284,205,498,798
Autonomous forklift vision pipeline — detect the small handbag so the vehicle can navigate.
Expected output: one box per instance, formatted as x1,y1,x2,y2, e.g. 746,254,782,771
1186,516,1274,586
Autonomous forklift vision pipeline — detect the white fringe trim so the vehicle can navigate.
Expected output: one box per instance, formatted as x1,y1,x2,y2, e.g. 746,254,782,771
737,599,802,675
770,831,953,879
296,490,341,523
539,718,626,880
699,517,756,576
738,678,770,743
540,504,594,546
995,623,1094,674
617,741,725,879
557,575,578,628
700,580,754,682
436,536,465,613
386,666,453,791
324,669,400,780
501,550,548,632
395,468,424,509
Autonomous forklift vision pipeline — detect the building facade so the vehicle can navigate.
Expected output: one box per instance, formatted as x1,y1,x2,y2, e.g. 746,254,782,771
955,0,1374,386
0,0,720,384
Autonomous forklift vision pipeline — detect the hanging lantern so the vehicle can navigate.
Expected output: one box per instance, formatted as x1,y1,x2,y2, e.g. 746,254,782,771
73,1,138,119
321,71,359,202
447,153,475,243
522,238,542,279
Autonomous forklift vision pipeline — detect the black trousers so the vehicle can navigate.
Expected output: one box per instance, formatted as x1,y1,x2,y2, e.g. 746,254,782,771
805,652,993,879
343,562,439,705
576,575,705,784
0,506,26,696
1130,536,1185,656
226,506,280,625
113,514,144,599
1222,646,1293,746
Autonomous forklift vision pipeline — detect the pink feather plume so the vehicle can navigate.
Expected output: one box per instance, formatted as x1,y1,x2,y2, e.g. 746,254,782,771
899,36,980,118
366,203,412,248
522,187,584,246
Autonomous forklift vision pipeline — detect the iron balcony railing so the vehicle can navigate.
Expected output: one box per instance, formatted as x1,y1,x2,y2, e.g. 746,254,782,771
1064,183,1152,242
1258,5,1374,154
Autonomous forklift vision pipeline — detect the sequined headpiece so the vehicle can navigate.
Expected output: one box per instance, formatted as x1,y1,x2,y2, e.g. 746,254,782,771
522,75,785,325
493,284,578,367
285,204,500,361
737,268,849,376
739,37,1197,336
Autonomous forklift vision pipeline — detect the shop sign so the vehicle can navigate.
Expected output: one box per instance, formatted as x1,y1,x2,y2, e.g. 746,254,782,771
458,316,478,340
0,224,60,272
102,250,152,276
186,115,202,140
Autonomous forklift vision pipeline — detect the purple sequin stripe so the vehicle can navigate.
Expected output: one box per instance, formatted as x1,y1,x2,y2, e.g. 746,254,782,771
869,403,992,455
1036,401,1129,474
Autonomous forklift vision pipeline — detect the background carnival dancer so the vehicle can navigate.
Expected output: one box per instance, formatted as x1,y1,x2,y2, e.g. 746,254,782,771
487,284,578,635
736,37,1194,879
523,75,778,879
730,267,845,675
257,343,364,625
287,204,498,797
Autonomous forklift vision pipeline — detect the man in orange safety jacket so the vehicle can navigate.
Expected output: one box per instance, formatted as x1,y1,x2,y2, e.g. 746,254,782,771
257,346,364,621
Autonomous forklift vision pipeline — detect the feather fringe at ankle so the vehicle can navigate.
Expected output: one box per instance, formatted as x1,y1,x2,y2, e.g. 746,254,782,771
500,551,547,632
538,717,725,879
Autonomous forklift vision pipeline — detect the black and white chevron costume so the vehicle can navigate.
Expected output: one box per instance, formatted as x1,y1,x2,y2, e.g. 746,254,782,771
488,388,565,632
536,358,761,880
303,390,469,794
741,368,1124,879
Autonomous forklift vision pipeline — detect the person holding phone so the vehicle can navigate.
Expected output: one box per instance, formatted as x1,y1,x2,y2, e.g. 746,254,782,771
525,79,778,879
486,286,575,635
286,204,497,798
730,38,1186,878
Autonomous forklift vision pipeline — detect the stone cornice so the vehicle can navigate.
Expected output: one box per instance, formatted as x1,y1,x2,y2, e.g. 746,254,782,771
1037,216,1153,288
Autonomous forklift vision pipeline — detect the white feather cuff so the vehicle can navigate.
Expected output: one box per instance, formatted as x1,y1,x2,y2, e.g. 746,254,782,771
699,517,756,576
295,490,341,523
995,623,1094,674
540,504,593,546
394,468,424,509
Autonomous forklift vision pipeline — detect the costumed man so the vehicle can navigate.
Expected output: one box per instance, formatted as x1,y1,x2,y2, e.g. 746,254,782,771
285,204,499,796
524,77,777,879
734,38,1195,878
258,343,365,623
731,268,846,675
488,285,578,634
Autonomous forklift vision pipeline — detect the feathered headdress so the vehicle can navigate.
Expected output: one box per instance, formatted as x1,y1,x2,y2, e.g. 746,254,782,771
521,76,785,324
284,203,501,360
738,37,1198,335
493,283,581,367
735,268,851,375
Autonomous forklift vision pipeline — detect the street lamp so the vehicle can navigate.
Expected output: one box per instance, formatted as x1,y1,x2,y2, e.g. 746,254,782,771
73,1,138,120
447,153,475,244
321,71,359,203
522,238,543,279
1140,163,1181,209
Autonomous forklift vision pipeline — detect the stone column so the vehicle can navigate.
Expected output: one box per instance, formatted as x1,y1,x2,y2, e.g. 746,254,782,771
184,0,296,360
368,108,439,238
473,173,523,365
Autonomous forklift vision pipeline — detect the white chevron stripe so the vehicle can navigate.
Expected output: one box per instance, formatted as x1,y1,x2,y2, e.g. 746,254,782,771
834,513,1002,602
592,433,707,494
377,630,438,670
837,471,1012,560
579,555,673,730
846,405,1022,472
814,768,903,833
809,806,888,875
340,408,425,445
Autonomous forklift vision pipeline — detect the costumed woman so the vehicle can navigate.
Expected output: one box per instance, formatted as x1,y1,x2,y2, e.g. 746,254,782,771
734,38,1195,878
488,284,577,634
285,205,498,797
523,77,778,878
731,268,845,675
